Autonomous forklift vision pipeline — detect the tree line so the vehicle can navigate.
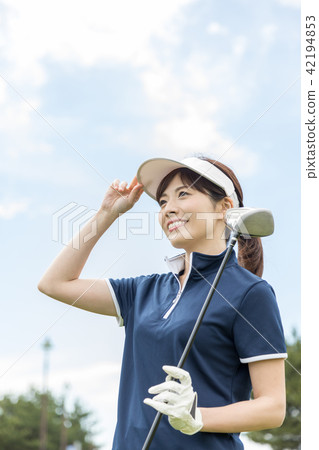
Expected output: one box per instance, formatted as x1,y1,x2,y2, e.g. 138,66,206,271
0,331,300,449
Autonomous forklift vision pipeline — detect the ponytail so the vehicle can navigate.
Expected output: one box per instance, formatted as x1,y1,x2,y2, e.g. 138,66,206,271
238,236,264,277
200,157,264,277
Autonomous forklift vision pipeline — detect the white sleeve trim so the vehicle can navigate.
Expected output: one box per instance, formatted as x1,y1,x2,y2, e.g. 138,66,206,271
105,279,124,327
240,353,288,364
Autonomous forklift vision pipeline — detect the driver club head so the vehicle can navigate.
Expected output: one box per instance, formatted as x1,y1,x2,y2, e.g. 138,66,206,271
225,207,274,238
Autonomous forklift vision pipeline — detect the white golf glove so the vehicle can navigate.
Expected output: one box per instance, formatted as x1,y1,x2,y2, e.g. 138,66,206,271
143,365,203,435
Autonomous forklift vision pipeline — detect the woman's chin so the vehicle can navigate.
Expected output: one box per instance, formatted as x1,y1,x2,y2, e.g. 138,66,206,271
167,233,193,250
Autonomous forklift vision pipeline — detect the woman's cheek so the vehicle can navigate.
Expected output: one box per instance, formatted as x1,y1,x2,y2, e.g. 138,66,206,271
158,211,167,235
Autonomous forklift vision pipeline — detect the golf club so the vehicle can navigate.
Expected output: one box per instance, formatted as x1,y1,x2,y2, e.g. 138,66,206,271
142,208,274,450
225,207,274,238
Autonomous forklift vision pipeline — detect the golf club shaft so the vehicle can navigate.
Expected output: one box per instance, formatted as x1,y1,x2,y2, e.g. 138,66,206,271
141,233,239,450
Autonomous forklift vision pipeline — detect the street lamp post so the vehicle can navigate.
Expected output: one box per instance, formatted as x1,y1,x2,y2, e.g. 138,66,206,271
59,383,70,450
39,338,52,450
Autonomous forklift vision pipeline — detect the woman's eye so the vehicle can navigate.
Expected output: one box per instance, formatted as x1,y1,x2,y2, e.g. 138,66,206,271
179,191,189,198
159,199,166,207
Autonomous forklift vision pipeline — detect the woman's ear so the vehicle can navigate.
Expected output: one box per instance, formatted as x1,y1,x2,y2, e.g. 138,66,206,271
221,197,234,212
214,197,233,219
216,197,234,221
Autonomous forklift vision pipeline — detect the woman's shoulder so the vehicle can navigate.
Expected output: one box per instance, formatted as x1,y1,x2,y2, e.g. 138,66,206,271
137,271,177,284
229,260,275,295
110,271,175,287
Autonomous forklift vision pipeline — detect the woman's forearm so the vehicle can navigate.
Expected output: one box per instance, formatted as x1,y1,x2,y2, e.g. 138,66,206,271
200,396,286,433
38,178,144,312
38,209,116,288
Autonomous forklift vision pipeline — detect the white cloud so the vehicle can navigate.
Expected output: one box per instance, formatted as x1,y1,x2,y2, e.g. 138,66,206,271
0,0,261,181
207,22,228,35
0,85,102,186
1,0,197,84
153,112,259,177
0,0,201,170
0,91,53,158
0,79,6,103
154,114,223,155
140,61,178,105
275,0,300,8
232,36,248,58
139,50,259,175
184,54,214,92
260,24,278,47
0,199,30,219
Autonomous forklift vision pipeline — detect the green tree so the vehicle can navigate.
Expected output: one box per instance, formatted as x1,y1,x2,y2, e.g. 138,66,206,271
247,329,301,449
0,387,99,450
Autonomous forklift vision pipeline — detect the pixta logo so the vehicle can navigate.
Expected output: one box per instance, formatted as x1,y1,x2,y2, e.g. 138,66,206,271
52,203,97,249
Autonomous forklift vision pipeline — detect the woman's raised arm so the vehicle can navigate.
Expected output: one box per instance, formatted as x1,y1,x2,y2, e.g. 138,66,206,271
38,177,143,315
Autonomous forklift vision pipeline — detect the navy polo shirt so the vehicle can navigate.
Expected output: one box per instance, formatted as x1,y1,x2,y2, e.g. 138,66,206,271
106,249,287,450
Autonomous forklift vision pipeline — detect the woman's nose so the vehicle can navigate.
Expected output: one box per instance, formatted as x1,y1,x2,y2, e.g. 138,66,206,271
163,198,179,215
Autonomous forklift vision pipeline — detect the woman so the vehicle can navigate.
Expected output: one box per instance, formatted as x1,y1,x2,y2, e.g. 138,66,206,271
38,156,287,449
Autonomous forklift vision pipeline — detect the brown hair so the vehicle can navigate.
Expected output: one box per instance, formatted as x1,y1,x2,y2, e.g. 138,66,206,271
156,157,264,277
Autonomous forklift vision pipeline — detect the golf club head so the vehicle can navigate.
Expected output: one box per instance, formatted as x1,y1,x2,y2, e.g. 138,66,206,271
225,207,274,238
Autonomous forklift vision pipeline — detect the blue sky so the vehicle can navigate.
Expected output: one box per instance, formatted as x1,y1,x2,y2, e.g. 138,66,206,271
1,0,300,448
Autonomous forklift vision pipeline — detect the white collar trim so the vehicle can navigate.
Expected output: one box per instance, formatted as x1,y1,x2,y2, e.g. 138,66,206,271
164,253,186,274
165,249,227,274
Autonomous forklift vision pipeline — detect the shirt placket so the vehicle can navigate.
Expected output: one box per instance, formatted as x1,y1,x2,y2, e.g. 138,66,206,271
163,254,193,319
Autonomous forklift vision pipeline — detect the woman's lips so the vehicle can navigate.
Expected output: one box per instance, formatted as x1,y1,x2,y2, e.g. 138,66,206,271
167,220,188,232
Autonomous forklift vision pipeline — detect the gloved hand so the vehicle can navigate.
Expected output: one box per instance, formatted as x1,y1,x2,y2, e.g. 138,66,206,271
143,365,203,435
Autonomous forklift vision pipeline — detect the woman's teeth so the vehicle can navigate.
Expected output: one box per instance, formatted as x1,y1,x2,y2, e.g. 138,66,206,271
168,220,187,231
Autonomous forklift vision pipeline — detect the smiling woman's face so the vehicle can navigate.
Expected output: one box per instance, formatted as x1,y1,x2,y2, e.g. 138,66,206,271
158,173,225,253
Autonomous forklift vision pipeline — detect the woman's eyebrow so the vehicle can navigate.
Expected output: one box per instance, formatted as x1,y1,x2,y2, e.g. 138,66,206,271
160,185,190,198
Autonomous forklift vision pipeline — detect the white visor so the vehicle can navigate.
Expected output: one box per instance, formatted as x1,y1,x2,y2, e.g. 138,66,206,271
137,157,239,208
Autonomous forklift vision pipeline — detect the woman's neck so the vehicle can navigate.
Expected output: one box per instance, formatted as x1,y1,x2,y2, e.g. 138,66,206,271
180,240,227,287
